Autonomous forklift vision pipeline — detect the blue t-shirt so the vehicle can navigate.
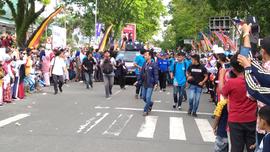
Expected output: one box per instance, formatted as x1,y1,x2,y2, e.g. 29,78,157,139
169,58,175,72
158,58,169,72
184,58,192,68
134,55,145,75
170,61,187,86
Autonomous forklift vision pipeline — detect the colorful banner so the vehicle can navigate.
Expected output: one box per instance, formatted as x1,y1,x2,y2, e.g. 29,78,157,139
98,24,113,52
223,34,237,51
122,24,136,42
27,6,63,48
201,32,213,51
95,23,102,38
213,31,227,46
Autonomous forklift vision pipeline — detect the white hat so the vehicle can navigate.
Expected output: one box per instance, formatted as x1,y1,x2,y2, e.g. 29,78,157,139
212,45,218,52
214,47,225,54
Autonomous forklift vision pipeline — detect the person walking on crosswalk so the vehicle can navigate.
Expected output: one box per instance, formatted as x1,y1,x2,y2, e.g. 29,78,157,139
186,54,208,117
170,52,187,110
101,51,116,98
139,51,158,116
50,49,68,95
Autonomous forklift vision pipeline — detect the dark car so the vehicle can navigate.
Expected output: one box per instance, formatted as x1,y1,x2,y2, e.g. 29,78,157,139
116,51,139,84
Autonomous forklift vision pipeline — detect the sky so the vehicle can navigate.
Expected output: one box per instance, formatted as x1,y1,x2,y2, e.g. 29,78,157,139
152,0,172,41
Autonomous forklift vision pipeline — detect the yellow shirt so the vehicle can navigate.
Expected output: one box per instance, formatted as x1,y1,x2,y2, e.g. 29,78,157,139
0,69,4,87
25,57,32,76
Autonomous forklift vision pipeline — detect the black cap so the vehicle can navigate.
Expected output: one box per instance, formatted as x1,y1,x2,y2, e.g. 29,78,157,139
177,51,186,57
261,36,270,55
191,54,200,63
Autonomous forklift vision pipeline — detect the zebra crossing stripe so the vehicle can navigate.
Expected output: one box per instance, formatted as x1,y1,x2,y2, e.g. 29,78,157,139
0,113,30,127
103,114,133,136
77,113,101,133
84,113,109,134
195,118,215,142
170,117,186,140
137,116,158,139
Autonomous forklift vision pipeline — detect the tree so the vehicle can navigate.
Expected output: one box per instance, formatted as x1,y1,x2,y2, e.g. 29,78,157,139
208,0,270,36
162,0,224,48
64,0,165,42
4,0,50,48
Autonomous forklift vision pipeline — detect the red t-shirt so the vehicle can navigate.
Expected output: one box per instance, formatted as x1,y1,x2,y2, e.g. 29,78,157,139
222,75,257,123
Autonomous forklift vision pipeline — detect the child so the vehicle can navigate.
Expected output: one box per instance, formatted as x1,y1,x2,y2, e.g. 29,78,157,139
212,99,228,152
257,106,270,152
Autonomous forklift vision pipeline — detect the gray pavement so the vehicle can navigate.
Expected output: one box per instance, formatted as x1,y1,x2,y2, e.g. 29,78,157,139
0,82,216,152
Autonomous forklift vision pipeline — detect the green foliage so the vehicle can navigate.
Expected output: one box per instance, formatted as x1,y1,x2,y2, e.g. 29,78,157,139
64,0,165,42
208,0,270,37
4,0,46,48
158,25,176,49
0,0,5,15
161,0,224,49
40,0,51,5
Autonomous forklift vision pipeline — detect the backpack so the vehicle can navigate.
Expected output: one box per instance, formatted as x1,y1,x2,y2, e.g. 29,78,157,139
102,59,113,74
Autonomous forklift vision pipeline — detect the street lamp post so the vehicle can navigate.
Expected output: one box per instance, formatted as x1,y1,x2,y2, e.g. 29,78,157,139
94,0,98,44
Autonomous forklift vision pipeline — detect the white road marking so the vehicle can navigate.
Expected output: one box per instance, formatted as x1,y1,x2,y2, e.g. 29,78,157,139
84,113,109,134
0,113,30,128
170,117,186,140
153,100,161,103
94,106,111,109
115,107,213,116
113,90,122,96
77,113,101,133
195,118,215,142
137,116,158,138
103,114,133,136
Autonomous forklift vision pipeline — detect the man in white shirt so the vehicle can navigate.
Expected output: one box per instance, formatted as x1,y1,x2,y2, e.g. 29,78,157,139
50,49,67,95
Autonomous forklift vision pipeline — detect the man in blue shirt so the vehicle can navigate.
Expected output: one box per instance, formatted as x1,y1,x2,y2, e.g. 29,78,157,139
157,53,169,91
134,50,146,99
139,51,159,116
170,52,187,110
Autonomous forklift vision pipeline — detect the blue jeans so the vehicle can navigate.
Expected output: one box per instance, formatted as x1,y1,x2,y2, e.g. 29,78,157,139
188,84,202,113
142,87,154,112
173,86,184,106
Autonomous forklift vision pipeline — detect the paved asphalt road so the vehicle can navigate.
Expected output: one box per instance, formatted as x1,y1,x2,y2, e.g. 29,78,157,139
0,82,216,152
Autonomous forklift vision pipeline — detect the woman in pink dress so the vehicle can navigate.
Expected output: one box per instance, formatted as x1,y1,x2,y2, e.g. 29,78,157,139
41,50,51,86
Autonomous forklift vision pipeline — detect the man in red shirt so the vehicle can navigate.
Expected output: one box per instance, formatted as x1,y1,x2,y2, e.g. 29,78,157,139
222,54,257,152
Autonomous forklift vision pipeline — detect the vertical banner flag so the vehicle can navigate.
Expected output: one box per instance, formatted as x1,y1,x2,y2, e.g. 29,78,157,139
213,31,227,46
223,34,237,51
52,26,66,48
95,23,102,38
27,6,63,48
201,32,213,51
99,24,113,52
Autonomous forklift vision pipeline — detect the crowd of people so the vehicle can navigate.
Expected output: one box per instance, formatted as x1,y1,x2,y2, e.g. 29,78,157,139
0,23,270,152
132,23,270,152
